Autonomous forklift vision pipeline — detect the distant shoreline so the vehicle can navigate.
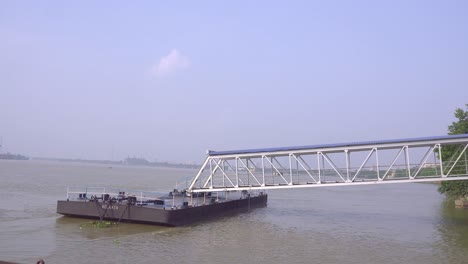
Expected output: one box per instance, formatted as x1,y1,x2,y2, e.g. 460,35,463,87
0,152,29,160
34,157,201,169
0,155,200,170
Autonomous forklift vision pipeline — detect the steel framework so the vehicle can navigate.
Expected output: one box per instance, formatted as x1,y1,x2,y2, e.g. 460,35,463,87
186,134,468,193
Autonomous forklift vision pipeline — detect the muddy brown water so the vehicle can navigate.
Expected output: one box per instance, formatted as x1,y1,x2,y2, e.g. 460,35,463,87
1,159,468,264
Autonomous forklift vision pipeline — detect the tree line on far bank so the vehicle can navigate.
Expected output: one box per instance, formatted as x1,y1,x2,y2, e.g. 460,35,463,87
0,152,29,160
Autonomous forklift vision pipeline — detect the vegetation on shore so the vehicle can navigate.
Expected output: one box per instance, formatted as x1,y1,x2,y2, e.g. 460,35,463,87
80,221,117,229
438,104,468,199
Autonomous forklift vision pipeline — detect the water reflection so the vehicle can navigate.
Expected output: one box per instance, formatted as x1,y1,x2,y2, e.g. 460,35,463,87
437,199,468,257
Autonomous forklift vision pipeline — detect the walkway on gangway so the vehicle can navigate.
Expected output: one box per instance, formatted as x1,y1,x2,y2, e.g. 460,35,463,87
187,134,468,193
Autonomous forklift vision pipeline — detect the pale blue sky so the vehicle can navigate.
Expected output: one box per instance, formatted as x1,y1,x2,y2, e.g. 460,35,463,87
1,1,467,163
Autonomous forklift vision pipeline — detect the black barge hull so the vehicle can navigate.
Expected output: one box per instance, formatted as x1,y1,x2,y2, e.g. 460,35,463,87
57,194,267,226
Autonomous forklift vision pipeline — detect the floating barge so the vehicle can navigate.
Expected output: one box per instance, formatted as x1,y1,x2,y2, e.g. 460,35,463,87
57,187,267,226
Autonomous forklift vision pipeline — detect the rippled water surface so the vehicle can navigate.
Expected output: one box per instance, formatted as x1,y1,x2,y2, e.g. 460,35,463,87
1,160,468,264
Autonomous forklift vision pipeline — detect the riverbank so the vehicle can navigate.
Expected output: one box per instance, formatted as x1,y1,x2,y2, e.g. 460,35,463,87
455,197,468,208
32,157,200,170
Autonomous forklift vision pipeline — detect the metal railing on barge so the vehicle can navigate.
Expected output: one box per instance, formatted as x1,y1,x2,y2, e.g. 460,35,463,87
66,186,168,207
64,186,265,210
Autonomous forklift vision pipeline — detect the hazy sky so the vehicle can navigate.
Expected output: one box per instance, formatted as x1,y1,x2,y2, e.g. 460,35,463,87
1,1,467,163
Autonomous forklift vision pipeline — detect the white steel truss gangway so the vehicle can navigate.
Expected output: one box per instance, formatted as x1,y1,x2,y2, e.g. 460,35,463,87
186,134,468,193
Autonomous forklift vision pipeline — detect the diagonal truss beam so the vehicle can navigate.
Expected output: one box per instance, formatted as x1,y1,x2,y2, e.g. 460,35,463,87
445,144,468,176
352,148,377,182
411,145,436,179
320,152,346,182
264,156,289,185
206,158,235,187
381,146,406,180
237,158,262,186
291,154,317,183
223,159,246,186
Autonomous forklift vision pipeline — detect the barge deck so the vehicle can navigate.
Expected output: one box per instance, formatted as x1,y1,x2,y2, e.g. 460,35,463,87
57,187,267,226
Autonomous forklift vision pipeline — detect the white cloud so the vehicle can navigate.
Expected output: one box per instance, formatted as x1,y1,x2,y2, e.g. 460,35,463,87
151,49,190,77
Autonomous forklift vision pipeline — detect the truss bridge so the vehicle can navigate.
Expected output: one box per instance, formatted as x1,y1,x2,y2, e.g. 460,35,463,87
186,134,468,193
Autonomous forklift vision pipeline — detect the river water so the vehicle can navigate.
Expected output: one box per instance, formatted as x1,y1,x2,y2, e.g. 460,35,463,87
1,159,468,264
